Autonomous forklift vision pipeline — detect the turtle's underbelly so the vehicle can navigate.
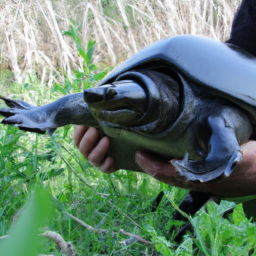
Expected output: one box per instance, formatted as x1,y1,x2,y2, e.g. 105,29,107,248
101,111,202,172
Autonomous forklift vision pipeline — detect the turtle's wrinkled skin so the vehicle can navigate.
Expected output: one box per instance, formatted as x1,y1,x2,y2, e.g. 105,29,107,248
1,0,256,241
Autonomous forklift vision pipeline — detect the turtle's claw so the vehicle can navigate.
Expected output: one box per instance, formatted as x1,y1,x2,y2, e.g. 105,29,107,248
0,96,20,109
0,96,29,109
0,96,46,132
1,115,22,125
2,115,47,134
224,151,242,177
0,108,21,118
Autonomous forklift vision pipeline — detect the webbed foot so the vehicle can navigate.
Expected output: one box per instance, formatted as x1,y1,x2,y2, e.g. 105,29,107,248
172,110,251,182
0,108,52,134
0,96,48,134
172,151,242,182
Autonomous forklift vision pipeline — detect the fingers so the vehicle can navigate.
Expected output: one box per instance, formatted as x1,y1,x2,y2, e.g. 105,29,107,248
239,141,256,173
76,127,101,159
86,136,110,166
88,136,116,173
73,126,89,148
99,156,115,174
73,126,116,173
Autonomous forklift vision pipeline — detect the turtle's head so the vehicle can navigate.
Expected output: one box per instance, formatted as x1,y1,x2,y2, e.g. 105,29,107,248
84,71,180,132
84,79,147,126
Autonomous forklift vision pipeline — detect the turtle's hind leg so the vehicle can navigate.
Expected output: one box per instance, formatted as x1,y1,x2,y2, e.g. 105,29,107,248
172,106,252,182
150,190,213,242
172,191,212,242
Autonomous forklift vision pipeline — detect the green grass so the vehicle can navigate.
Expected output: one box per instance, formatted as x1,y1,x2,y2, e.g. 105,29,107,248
1,77,256,256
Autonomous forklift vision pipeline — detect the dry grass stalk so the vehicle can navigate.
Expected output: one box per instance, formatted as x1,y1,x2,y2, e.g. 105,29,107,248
41,231,77,256
64,211,151,245
119,229,151,245
0,0,241,84
116,0,137,52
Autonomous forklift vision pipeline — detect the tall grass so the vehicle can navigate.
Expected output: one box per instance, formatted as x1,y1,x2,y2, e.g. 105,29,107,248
0,0,240,84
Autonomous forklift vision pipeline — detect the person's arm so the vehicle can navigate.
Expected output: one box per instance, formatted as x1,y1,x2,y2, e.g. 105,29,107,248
73,125,256,197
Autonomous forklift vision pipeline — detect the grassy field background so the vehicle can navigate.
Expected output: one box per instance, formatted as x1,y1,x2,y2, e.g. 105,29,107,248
1,0,256,255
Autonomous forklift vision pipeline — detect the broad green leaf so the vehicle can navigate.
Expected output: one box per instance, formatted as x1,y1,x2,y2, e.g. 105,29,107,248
0,186,52,256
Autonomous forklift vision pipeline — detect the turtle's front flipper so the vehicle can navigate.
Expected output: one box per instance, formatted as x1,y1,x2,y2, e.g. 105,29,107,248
0,93,97,134
172,108,252,182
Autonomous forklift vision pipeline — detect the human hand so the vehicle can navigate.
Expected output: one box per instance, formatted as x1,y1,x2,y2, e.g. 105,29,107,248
73,126,116,173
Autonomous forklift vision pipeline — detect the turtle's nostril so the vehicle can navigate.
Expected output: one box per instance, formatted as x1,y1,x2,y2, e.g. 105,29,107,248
106,89,118,100
84,86,118,103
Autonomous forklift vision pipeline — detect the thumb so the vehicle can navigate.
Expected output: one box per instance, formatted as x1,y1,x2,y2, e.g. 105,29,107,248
135,150,178,179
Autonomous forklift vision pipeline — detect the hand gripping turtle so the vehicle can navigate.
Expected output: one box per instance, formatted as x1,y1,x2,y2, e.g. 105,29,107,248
1,0,256,240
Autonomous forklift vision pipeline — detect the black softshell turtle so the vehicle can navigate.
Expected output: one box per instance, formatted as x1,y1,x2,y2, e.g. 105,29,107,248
1,35,256,184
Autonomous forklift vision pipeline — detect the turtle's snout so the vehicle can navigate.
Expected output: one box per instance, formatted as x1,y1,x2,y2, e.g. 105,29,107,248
84,87,117,103
83,80,147,113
